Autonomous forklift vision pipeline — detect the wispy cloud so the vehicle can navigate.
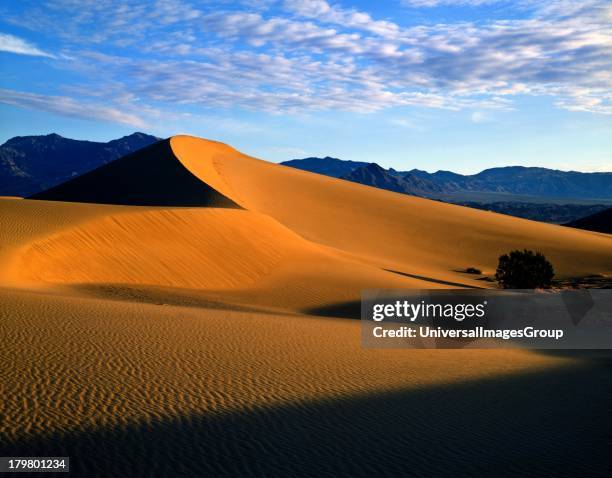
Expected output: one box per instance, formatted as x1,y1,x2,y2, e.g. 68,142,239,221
0,88,148,127
0,32,55,57
284,0,401,38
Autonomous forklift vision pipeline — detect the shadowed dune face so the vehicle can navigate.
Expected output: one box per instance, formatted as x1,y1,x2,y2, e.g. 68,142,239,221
29,139,239,208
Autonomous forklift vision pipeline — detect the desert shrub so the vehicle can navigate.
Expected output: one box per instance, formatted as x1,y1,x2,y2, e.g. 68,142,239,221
465,267,482,274
495,249,554,289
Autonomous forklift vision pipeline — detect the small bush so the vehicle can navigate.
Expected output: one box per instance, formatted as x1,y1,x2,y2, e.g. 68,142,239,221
465,267,482,275
495,249,554,289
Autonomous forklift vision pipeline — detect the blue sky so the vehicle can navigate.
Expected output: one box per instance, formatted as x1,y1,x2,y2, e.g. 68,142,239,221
0,0,610,173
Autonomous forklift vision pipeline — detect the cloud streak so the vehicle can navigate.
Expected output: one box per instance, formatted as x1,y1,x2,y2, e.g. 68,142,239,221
0,32,55,57
0,88,147,127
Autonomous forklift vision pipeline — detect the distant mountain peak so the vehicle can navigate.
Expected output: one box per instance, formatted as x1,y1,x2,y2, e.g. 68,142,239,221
120,132,160,140
0,132,160,197
107,132,161,146
341,162,441,196
281,156,370,178
361,162,384,171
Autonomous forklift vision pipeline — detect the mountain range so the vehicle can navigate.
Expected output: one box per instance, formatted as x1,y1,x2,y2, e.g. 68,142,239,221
281,157,612,225
0,132,160,197
280,156,370,178
282,157,612,201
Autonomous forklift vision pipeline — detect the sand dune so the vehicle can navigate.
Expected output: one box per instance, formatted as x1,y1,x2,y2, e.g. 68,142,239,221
2,135,611,476
28,134,612,288
3,134,612,309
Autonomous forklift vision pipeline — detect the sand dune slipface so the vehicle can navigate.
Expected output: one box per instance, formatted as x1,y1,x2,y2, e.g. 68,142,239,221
29,139,238,208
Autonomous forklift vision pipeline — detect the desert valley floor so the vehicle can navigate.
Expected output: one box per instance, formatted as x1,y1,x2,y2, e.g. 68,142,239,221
1,136,611,476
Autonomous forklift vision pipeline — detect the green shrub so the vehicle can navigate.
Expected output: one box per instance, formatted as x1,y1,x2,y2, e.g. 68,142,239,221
495,249,554,289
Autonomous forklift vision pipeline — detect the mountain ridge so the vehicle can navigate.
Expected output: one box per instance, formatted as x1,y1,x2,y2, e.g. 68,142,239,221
284,157,612,200
0,132,160,196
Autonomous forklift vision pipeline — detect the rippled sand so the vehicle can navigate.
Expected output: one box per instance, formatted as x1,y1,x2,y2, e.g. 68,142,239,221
2,287,611,476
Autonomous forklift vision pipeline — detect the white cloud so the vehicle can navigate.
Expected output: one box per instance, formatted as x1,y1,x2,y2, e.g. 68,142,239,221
554,94,612,115
0,33,55,57
0,89,148,127
284,0,401,38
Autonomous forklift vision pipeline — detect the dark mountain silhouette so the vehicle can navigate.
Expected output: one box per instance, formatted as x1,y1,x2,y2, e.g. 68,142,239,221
281,156,369,178
341,163,442,196
341,163,406,193
0,132,160,196
564,208,612,234
284,157,612,200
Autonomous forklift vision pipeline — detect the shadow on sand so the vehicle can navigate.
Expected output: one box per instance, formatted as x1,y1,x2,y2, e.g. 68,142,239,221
384,269,484,289
3,357,611,477
304,300,362,319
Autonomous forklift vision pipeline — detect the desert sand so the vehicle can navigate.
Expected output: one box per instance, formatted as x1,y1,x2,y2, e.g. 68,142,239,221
1,136,611,476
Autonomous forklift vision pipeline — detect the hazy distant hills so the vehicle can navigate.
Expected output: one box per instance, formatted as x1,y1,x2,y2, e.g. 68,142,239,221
284,157,612,201
423,166,612,199
0,132,160,196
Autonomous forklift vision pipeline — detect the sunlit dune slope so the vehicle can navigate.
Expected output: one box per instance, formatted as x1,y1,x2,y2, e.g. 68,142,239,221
14,207,423,296
15,208,304,290
0,197,126,285
0,197,428,311
170,135,611,279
